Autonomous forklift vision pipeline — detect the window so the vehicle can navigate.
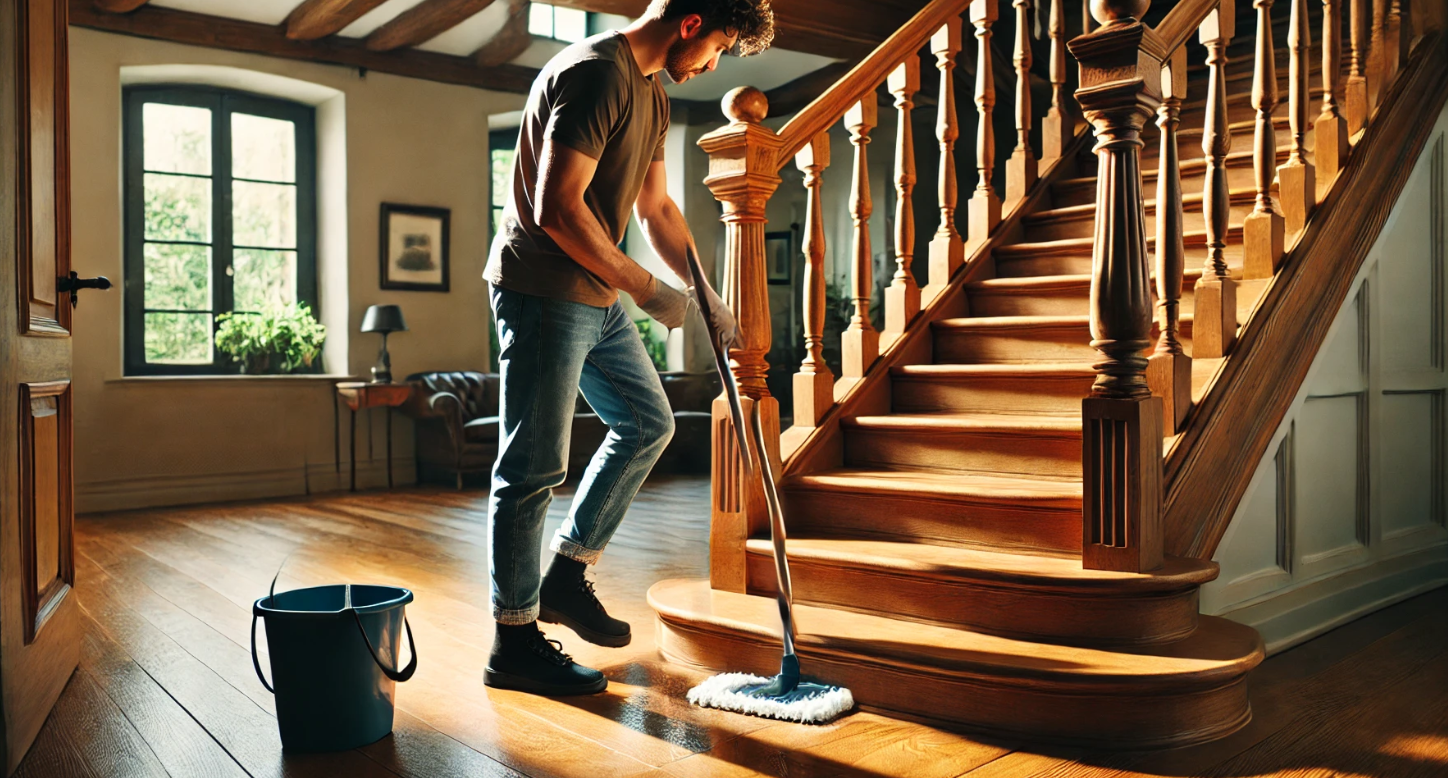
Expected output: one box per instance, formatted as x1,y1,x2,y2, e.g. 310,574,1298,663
123,86,317,375
528,3,590,42
489,129,516,238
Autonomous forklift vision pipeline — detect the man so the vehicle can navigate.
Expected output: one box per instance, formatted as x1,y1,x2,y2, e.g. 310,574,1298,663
482,0,775,695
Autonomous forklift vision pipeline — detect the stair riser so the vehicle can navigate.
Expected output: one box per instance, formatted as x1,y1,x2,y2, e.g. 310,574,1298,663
1024,201,1255,243
744,552,1203,647
844,426,1081,478
655,620,1255,748
892,373,1096,415
996,245,1244,278
933,326,1098,364
1054,162,1261,208
782,487,1080,554
970,282,1201,317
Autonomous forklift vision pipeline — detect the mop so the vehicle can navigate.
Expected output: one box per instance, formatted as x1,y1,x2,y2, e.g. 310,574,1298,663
680,245,854,725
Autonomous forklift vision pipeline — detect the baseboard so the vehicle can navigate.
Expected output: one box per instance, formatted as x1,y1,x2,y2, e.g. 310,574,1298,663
77,457,416,514
1212,544,1448,654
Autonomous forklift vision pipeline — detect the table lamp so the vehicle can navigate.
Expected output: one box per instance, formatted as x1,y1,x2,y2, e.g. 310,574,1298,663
361,304,407,383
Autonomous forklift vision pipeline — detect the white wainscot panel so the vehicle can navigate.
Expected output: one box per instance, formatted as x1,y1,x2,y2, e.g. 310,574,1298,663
1296,395,1367,572
1380,391,1444,538
1202,440,1290,613
1377,146,1442,373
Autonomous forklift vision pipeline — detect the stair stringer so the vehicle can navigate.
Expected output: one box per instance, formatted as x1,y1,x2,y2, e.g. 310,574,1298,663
1165,32,1448,561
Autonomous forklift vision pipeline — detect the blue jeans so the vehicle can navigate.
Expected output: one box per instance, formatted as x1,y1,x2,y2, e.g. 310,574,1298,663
487,286,675,625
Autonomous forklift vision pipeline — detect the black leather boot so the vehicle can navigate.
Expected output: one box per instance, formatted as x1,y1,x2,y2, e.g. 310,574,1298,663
484,622,607,695
538,554,632,647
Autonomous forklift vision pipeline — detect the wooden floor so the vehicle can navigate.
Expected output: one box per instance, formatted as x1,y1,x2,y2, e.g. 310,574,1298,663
19,475,1448,778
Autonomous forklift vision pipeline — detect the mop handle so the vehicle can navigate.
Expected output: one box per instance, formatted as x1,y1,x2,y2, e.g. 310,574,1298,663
684,246,799,654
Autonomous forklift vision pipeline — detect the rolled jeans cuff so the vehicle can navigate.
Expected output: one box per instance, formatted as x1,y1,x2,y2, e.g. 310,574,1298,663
550,535,603,565
494,603,540,625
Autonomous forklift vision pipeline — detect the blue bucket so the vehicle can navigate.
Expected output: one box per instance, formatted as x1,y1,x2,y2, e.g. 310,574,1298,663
251,583,417,752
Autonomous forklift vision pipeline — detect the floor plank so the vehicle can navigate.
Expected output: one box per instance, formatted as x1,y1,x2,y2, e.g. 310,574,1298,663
13,478,1446,778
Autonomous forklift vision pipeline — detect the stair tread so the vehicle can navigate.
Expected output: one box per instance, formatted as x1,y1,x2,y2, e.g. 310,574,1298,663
935,314,1089,329
649,579,1263,684
968,269,1207,292
788,467,1082,503
744,538,1218,591
892,362,1098,377
845,411,1082,433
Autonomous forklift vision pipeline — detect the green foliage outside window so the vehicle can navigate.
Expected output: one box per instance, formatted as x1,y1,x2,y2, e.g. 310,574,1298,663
634,318,669,372
215,302,327,374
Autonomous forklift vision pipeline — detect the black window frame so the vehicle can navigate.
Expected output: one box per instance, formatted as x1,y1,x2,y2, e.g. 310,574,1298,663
122,85,319,376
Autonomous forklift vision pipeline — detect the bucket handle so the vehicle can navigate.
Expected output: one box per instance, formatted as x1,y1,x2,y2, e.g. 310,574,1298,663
349,607,418,682
249,608,418,691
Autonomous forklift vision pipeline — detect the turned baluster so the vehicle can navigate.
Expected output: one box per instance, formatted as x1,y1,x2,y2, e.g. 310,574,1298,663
1244,0,1286,280
1069,0,1164,573
793,132,833,428
1383,0,1404,83
1195,2,1239,359
1279,0,1316,236
928,18,965,293
968,0,1001,246
1043,0,1075,161
1316,0,1350,191
1007,0,1037,202
698,87,782,593
1367,0,1387,107
887,59,921,337
1148,48,1191,437
843,98,879,380
1346,0,1368,135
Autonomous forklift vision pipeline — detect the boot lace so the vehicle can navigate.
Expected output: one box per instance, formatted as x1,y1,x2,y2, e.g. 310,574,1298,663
579,577,605,612
529,633,574,667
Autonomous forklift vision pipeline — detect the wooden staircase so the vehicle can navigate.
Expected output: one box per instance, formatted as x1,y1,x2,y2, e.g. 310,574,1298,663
650,0,1443,747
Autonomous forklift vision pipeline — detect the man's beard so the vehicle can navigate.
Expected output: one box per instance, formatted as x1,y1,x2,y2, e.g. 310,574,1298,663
663,37,709,83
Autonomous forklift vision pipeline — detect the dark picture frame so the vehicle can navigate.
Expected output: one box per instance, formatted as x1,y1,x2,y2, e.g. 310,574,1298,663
765,230,793,285
380,203,450,292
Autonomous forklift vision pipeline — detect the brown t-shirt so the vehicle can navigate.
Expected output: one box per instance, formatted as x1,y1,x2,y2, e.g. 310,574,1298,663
485,32,669,307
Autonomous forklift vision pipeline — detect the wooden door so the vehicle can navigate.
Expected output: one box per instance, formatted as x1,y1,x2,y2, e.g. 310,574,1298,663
1,0,80,774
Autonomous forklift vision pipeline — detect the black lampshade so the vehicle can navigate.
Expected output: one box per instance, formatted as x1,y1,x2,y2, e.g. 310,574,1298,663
361,304,407,334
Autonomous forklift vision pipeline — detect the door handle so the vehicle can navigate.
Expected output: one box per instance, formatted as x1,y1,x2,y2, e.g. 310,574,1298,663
56,271,112,308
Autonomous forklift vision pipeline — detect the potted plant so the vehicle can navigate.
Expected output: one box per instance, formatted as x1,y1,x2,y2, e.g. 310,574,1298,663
215,302,327,375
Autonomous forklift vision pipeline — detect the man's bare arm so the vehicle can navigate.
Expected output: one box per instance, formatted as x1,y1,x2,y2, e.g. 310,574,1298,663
534,139,655,298
634,160,693,284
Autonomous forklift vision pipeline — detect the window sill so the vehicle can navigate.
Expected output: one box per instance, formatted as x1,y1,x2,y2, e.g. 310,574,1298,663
108,373,364,385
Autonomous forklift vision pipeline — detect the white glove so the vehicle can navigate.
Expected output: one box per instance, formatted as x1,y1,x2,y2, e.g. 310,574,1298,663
691,280,739,349
635,275,692,330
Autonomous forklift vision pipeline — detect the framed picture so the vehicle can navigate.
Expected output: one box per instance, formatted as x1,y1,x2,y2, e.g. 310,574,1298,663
765,231,793,285
380,203,450,292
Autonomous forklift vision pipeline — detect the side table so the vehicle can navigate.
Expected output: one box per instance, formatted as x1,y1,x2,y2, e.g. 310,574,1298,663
336,381,413,491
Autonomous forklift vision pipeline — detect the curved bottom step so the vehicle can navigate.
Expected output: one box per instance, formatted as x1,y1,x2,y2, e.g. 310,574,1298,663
649,578,1264,749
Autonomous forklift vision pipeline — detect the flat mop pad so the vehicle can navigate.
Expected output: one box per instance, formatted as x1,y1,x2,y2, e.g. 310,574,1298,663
687,657,854,724
682,244,854,725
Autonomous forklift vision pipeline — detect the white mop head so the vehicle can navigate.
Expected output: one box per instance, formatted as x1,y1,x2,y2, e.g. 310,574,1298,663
687,672,855,724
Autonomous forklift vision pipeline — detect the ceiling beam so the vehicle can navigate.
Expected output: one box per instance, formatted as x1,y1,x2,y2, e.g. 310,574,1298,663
542,0,920,59
68,0,539,94
365,0,499,52
92,0,150,12
285,0,390,41
474,0,533,68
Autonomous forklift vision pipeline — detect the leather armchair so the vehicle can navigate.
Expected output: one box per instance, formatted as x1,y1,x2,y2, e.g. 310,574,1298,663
403,370,721,488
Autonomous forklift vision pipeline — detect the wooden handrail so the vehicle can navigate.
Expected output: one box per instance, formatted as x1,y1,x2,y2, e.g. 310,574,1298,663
774,0,970,167
1154,0,1224,55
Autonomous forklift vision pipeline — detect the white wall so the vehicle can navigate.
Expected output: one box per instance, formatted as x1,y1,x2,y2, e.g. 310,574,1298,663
1201,102,1448,652
69,28,526,512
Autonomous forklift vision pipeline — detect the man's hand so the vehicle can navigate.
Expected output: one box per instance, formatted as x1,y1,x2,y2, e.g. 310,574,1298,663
691,280,739,349
635,276,692,330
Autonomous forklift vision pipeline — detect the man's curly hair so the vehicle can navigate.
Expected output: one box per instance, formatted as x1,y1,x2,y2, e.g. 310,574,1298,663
647,0,775,57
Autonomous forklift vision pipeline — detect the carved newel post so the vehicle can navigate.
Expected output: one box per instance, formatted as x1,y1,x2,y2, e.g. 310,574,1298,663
698,86,783,592
1068,0,1165,573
